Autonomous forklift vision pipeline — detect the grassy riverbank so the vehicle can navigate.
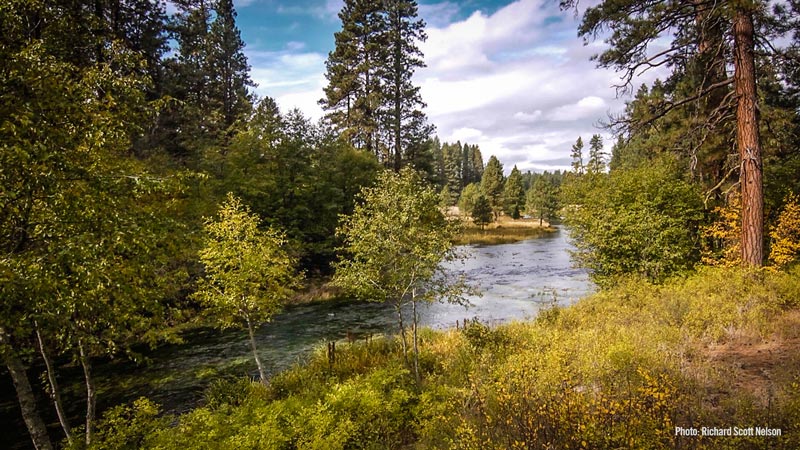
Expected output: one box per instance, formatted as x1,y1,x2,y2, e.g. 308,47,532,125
82,266,800,449
454,216,556,245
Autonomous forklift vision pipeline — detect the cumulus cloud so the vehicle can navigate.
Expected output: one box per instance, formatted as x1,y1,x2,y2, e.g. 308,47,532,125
246,45,327,120
243,0,668,173
414,0,666,173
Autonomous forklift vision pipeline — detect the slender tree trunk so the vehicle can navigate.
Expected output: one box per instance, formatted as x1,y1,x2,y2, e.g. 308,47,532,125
35,326,72,445
78,339,95,446
395,304,409,367
245,316,267,382
733,8,764,266
0,328,53,450
411,292,420,385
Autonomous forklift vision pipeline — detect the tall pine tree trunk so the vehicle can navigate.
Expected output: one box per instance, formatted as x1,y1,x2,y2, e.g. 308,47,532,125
78,339,96,446
0,328,53,450
733,8,764,266
35,326,72,445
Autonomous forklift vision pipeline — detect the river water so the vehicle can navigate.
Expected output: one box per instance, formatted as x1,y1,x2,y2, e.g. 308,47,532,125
1,228,592,448
102,228,592,413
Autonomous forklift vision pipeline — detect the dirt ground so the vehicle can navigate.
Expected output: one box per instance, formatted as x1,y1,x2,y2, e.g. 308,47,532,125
703,310,800,406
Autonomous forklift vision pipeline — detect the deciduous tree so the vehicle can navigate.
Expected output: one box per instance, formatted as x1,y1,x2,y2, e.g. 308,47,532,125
333,168,467,383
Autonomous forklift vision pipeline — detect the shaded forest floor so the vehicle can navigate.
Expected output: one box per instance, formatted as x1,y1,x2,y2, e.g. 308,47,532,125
77,266,800,450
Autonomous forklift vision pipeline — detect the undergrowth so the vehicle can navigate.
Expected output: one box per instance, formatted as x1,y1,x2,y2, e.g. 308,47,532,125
78,266,800,449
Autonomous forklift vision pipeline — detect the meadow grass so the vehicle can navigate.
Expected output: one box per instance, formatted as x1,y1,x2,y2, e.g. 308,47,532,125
454,216,556,245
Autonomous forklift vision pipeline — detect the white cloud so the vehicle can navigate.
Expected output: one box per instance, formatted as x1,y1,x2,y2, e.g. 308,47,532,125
414,0,668,173
246,47,327,119
241,0,670,172
448,127,484,142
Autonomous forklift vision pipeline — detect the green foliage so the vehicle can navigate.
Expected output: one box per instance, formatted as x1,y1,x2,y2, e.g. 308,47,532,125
563,158,704,287
333,168,463,306
526,176,560,225
502,165,525,216
333,167,467,381
480,156,504,218
72,398,168,450
194,193,301,328
223,101,381,270
471,196,494,230
457,182,482,215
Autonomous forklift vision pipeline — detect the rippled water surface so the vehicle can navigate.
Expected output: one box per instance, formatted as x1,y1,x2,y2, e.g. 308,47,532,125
1,228,593,448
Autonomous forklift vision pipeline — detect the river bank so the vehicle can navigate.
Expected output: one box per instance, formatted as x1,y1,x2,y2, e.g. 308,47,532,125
80,266,800,450
454,216,557,245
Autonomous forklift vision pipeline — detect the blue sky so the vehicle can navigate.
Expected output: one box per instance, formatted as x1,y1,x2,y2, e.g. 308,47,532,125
230,0,664,173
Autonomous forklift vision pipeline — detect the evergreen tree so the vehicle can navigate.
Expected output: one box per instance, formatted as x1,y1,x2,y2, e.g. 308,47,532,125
321,0,385,157
166,0,253,167
469,144,485,183
560,0,789,265
322,0,432,170
481,155,505,219
380,0,433,171
207,0,255,132
587,134,606,174
472,196,493,230
527,177,560,226
442,142,463,205
503,165,526,216
570,137,585,174
458,183,482,216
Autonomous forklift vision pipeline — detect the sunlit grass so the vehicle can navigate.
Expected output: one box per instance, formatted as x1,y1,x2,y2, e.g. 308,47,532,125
455,216,556,244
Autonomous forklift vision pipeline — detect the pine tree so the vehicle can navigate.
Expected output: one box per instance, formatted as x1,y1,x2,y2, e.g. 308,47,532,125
587,134,606,174
321,0,385,157
481,156,505,219
442,142,463,204
472,195,493,230
469,144,484,183
503,165,526,216
560,0,783,265
207,0,255,132
322,0,432,170
380,0,433,171
570,136,585,175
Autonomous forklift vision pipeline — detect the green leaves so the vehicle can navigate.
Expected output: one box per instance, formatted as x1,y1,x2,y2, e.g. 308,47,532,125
194,194,302,329
563,159,704,287
333,167,464,306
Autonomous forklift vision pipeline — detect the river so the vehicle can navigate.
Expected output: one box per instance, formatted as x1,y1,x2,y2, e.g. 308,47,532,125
1,228,592,448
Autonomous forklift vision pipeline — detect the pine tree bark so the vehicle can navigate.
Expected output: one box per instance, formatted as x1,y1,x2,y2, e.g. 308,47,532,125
0,328,53,450
733,8,764,266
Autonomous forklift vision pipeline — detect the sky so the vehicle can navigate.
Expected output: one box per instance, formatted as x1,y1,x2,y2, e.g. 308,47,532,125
230,0,664,174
